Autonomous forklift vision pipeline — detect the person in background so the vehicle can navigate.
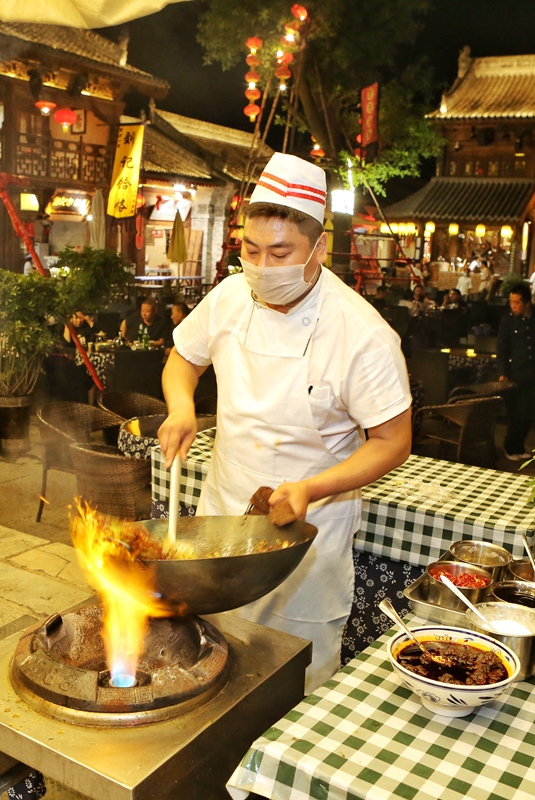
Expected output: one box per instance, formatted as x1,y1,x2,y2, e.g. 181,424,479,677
456,265,472,297
442,288,466,312
409,259,429,291
23,253,37,276
165,302,191,356
371,285,388,311
120,296,169,348
399,286,433,317
497,283,535,461
479,260,493,299
528,270,535,301
62,310,95,348
158,152,412,694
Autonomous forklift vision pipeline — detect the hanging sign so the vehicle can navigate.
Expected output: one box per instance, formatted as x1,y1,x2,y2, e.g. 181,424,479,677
107,123,145,219
361,82,379,147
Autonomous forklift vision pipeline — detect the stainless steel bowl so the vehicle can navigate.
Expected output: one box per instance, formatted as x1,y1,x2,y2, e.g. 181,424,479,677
137,515,318,616
449,539,512,582
466,601,535,680
426,560,492,612
508,558,535,583
491,580,535,608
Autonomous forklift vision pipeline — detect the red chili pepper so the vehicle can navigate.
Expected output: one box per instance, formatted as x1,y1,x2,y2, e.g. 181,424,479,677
430,568,489,588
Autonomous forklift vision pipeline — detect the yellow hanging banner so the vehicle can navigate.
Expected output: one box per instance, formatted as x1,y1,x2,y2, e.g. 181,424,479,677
107,123,145,219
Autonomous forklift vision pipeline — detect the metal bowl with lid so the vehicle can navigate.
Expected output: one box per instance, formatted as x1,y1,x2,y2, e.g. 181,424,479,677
449,539,512,582
508,558,535,583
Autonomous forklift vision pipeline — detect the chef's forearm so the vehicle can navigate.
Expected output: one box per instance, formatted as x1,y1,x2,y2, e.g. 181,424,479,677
304,408,412,503
162,349,206,412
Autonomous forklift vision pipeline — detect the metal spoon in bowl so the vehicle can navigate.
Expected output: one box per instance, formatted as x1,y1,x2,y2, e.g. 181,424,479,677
378,598,452,664
439,575,498,632
521,532,535,579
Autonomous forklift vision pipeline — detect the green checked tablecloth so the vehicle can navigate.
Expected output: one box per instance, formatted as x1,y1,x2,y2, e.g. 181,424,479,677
150,429,215,517
359,455,535,567
228,620,535,800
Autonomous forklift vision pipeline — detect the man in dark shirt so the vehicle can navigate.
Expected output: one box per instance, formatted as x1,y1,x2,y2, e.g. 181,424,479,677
120,297,169,347
497,283,535,460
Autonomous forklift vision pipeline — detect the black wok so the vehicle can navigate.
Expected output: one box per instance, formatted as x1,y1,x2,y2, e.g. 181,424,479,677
140,515,317,616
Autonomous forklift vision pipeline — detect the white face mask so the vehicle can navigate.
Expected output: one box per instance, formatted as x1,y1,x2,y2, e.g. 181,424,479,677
239,237,322,306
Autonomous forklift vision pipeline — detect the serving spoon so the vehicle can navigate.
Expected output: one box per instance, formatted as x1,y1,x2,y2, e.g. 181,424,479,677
521,532,535,579
378,598,452,664
439,575,498,631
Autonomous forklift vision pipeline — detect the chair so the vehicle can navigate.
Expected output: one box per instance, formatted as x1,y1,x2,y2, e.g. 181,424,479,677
448,380,515,403
70,443,151,520
412,396,504,467
36,402,121,522
98,390,167,420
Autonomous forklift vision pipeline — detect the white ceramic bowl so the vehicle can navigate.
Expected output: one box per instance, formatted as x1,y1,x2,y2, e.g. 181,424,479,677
387,625,520,718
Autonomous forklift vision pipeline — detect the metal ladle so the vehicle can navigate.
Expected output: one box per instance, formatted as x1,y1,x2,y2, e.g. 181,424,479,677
378,598,451,664
521,532,535,579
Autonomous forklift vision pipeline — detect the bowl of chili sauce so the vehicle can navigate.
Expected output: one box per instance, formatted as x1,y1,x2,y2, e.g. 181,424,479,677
426,560,492,612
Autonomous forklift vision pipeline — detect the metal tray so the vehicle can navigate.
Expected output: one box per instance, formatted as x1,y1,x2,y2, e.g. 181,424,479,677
403,572,468,627
404,548,496,626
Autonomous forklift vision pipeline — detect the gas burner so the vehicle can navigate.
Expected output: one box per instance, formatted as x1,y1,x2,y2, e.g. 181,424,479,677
11,604,228,727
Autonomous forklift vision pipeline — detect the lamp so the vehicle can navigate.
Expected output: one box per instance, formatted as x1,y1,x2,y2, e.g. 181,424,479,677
53,107,77,132
448,222,459,236
500,225,513,241
20,193,39,212
291,4,308,21
331,190,354,215
380,222,389,234
515,137,525,157
398,223,407,236
244,103,261,122
390,223,399,234
424,221,435,233
475,223,486,238
35,100,57,116
406,222,416,235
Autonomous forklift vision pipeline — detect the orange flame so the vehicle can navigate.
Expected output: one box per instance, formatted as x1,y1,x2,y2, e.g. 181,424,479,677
71,502,172,688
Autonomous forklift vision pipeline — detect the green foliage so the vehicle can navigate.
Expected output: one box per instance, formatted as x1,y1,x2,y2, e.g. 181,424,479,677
0,248,132,395
56,247,132,316
197,0,442,188
499,274,529,298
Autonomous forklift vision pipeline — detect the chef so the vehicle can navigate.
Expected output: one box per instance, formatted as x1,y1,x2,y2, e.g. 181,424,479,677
158,153,412,693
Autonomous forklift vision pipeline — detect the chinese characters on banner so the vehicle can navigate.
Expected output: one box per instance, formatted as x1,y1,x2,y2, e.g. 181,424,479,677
107,124,145,218
361,82,379,148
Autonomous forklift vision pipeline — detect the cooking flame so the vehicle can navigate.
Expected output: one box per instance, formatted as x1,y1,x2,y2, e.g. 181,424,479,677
71,502,172,688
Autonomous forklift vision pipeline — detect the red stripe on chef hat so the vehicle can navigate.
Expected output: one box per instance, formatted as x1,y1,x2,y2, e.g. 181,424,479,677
250,153,327,223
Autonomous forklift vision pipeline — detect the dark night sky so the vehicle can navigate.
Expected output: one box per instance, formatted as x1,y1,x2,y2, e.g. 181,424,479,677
106,0,535,142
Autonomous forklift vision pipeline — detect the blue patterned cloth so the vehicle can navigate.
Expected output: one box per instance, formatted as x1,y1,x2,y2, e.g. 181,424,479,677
341,549,424,665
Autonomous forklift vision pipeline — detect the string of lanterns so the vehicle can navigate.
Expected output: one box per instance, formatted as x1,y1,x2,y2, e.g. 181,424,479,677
243,36,263,123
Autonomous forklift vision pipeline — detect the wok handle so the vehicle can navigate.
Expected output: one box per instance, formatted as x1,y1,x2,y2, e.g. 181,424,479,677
168,456,181,543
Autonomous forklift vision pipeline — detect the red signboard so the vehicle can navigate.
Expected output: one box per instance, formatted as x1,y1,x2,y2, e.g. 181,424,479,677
361,82,379,147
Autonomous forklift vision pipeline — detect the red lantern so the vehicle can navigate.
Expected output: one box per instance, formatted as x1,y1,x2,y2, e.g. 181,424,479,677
53,107,77,132
310,143,325,158
34,100,57,116
275,66,292,81
244,103,261,122
284,20,300,35
245,70,261,85
245,87,261,102
245,36,263,52
291,4,308,21
356,133,362,144
277,51,294,65
246,53,261,67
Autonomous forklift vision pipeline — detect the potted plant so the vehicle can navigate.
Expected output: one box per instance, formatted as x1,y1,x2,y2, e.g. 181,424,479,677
0,248,132,455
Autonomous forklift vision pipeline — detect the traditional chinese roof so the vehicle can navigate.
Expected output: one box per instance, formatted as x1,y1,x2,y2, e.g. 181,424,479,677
428,49,535,120
384,177,535,223
143,126,212,181
154,108,273,181
0,22,169,97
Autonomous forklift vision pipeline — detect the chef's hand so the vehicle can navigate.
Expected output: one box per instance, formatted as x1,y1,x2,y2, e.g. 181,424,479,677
158,408,197,468
269,481,312,521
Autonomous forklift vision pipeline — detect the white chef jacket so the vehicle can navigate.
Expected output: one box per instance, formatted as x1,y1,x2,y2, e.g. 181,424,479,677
174,269,412,458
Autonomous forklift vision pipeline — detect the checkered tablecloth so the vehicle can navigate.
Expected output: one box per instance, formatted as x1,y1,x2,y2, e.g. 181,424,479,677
359,455,535,567
229,620,535,800
150,429,215,515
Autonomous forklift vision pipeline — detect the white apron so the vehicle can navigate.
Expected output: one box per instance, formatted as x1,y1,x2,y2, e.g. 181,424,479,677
197,278,359,692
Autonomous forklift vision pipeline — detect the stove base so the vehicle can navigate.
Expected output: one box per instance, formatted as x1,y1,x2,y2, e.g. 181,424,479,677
0,612,311,800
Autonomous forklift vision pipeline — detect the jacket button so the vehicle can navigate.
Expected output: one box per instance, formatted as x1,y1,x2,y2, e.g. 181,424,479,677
302,317,311,326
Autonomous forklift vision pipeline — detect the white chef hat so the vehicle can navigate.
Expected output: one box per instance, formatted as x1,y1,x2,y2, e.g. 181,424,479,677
249,153,327,224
